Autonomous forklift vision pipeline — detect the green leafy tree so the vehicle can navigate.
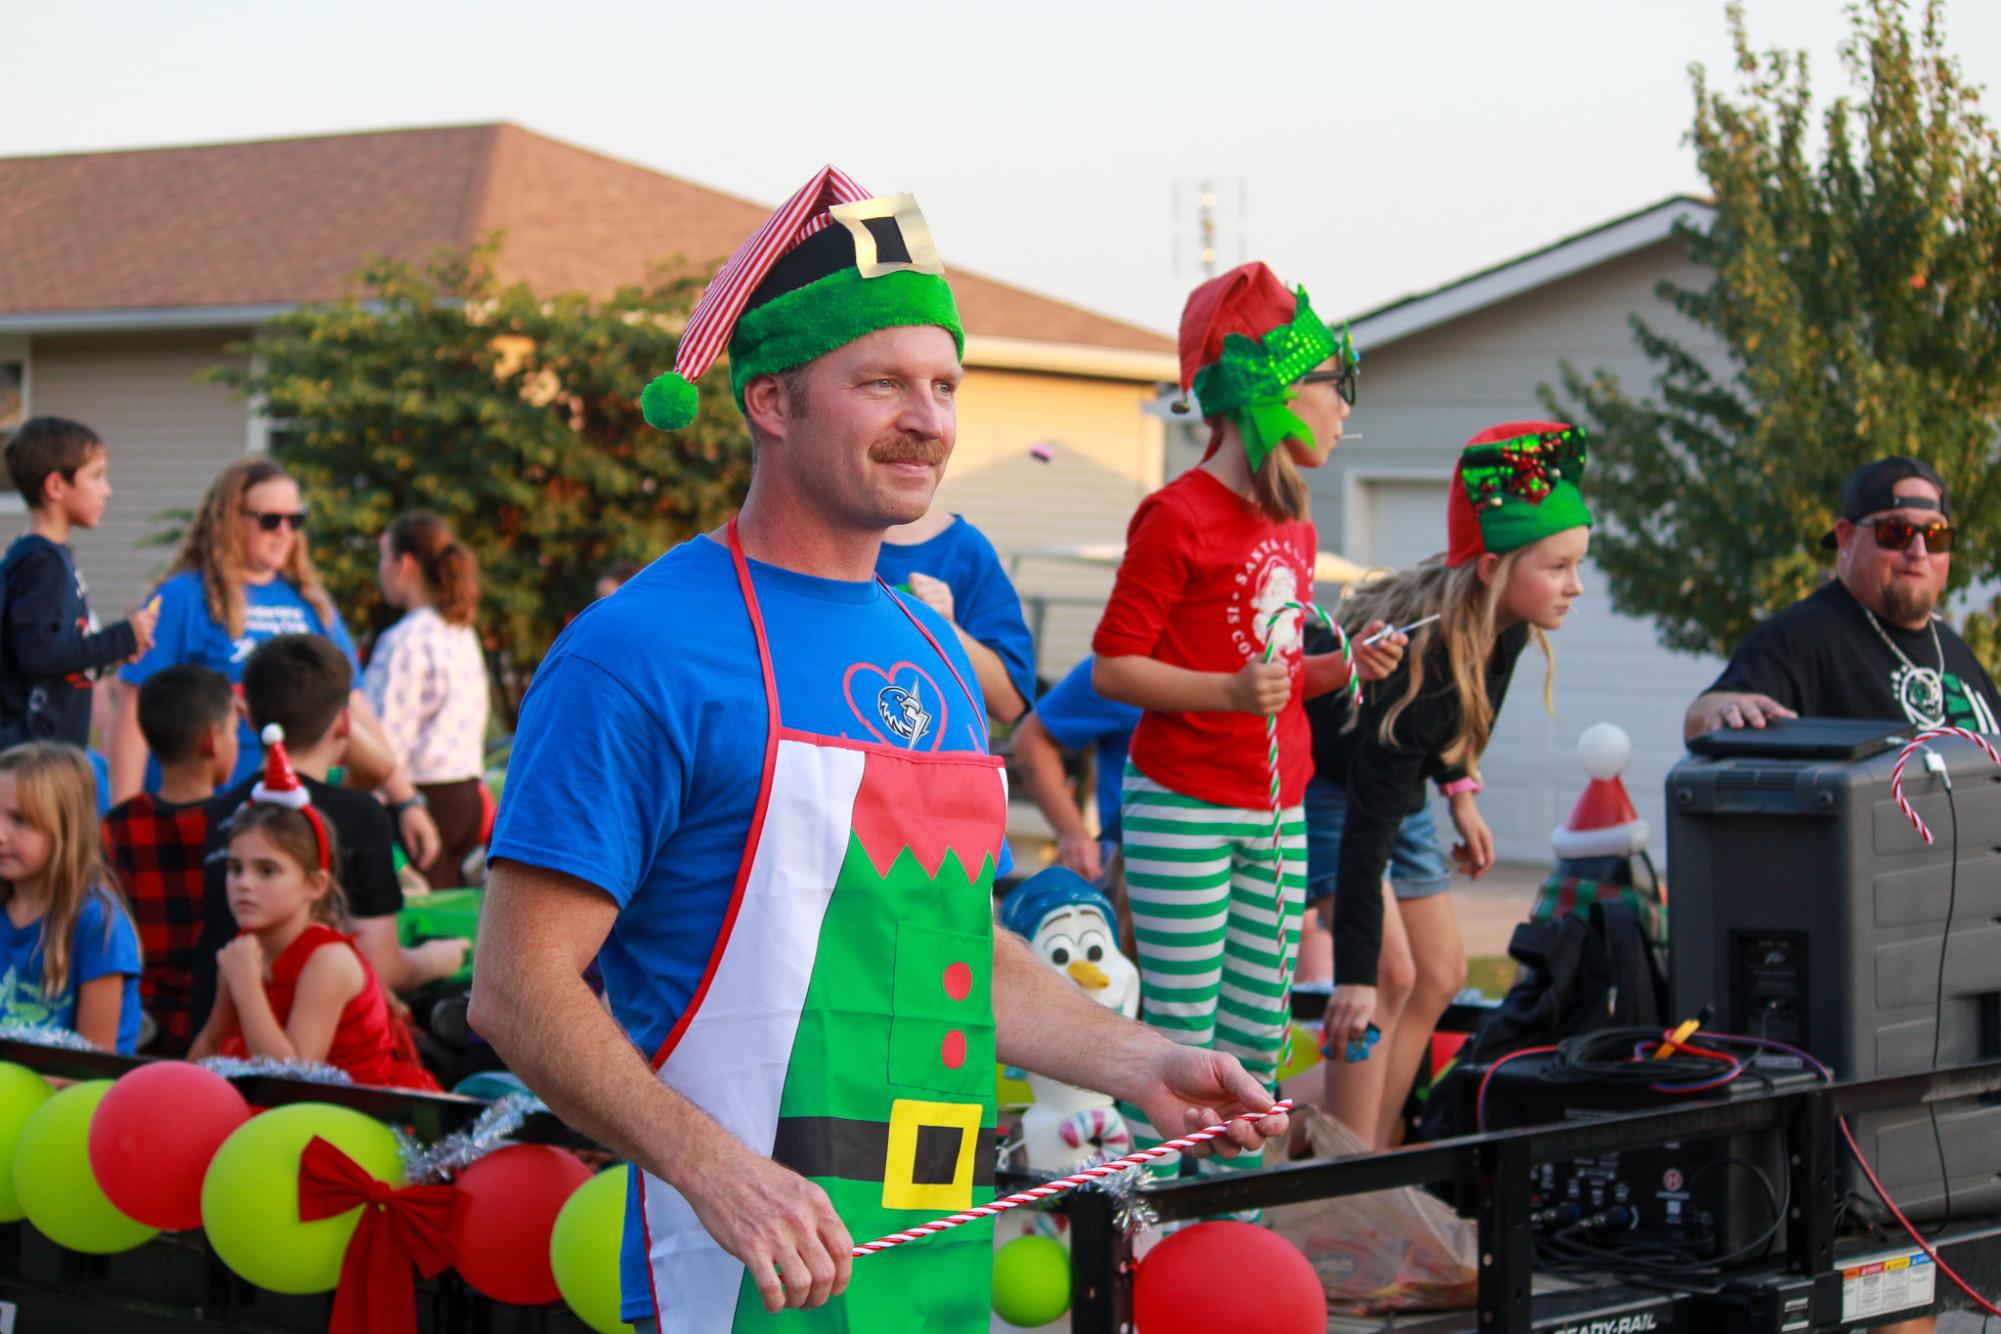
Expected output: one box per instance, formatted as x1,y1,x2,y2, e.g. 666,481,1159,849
212,241,749,718
1546,0,2001,657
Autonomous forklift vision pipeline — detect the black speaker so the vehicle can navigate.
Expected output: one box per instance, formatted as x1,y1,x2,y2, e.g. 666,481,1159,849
1667,723,2001,1220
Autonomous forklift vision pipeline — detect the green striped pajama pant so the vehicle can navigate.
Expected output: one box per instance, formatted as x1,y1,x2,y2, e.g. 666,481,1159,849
1114,764,1306,1176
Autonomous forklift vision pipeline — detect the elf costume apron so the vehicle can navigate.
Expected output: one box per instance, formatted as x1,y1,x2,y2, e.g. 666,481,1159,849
638,521,1007,1331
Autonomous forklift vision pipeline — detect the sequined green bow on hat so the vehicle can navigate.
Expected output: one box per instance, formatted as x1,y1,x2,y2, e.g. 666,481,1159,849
1190,288,1349,472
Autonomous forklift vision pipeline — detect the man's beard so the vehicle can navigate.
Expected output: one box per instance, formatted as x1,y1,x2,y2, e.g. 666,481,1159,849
1881,578,1940,626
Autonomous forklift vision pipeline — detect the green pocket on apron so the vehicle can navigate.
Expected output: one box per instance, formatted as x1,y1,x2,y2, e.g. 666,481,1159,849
887,922,991,1097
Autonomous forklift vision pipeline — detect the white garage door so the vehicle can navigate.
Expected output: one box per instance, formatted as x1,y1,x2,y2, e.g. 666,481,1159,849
1351,478,1722,864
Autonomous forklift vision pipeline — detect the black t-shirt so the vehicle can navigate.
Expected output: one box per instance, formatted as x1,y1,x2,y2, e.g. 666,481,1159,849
1311,621,1531,987
187,774,405,1029
1708,580,2001,733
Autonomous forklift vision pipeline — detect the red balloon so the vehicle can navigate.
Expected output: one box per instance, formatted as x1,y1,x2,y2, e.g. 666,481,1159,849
1134,1220,1325,1334
87,1061,251,1231
449,1144,594,1306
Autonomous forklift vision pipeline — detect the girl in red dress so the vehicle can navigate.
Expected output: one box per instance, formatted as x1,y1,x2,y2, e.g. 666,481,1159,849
190,727,437,1091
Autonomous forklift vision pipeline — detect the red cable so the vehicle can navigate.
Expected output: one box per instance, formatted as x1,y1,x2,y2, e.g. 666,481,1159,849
1839,1115,2001,1317
1475,1044,1561,1134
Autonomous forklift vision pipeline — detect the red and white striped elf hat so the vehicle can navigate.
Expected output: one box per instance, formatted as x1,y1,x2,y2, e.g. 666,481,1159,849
640,165,870,430
639,164,960,431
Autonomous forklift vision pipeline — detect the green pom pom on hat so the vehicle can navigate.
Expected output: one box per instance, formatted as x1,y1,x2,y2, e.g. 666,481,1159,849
640,372,699,432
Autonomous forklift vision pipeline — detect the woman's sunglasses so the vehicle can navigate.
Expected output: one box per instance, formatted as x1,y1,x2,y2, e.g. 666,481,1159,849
1861,517,1955,553
1298,363,1359,406
242,510,308,533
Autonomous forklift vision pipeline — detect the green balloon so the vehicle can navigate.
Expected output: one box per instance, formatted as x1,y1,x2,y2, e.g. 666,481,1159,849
550,1164,635,1334
200,1101,404,1294
13,1079,157,1254
0,1062,51,1222
992,1234,1071,1327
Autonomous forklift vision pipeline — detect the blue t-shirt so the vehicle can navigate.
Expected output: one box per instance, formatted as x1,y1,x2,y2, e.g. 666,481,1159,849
487,534,1008,1323
0,890,142,1054
120,570,359,789
1034,655,1142,843
875,516,1037,711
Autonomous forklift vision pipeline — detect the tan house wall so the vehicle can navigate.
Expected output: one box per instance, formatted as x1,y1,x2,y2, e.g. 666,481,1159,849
22,331,253,617
935,367,1166,683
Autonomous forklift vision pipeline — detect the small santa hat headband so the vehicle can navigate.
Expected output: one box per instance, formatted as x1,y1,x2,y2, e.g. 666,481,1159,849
251,723,330,871
639,165,964,431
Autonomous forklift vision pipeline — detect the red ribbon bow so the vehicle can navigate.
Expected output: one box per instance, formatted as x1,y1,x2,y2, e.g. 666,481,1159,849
298,1135,458,1334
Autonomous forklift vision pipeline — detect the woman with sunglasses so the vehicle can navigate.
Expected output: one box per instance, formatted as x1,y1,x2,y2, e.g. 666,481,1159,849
108,459,442,869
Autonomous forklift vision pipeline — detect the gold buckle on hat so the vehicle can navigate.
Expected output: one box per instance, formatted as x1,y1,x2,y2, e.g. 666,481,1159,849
829,194,945,280
881,1097,982,1212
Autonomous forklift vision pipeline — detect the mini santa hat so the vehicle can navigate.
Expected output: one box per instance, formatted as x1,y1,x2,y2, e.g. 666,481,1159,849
1550,723,1649,860
251,723,330,870
638,165,963,431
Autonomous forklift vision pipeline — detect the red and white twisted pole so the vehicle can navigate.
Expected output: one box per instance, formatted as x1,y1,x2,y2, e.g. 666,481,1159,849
1260,602,1353,991
1890,726,2001,843
850,1100,1294,1256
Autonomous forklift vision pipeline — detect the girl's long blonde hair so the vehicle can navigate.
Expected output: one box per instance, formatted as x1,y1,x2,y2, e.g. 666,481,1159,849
0,743,137,1002
165,458,335,638
1207,420,1312,524
1340,552,1554,772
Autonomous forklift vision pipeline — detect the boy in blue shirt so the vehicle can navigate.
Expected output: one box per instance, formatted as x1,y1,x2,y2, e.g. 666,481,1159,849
878,504,1036,723
1011,654,1140,886
0,418,158,747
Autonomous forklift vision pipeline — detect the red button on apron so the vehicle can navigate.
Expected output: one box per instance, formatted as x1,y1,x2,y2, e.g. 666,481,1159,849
941,1030,967,1069
942,961,972,1001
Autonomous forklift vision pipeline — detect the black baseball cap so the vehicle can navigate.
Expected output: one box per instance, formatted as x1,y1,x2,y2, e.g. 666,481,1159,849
1820,456,1951,550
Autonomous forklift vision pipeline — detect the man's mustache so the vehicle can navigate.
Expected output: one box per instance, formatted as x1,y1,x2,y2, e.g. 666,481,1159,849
869,438,947,466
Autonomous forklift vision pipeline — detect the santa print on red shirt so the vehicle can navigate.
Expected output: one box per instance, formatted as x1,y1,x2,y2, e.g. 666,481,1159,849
1093,469,1317,810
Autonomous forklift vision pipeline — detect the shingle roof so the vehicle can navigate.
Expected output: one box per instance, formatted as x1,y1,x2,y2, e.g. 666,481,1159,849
0,123,1174,353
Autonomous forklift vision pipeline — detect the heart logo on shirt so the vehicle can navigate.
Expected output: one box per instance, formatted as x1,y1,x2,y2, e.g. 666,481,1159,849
843,661,947,749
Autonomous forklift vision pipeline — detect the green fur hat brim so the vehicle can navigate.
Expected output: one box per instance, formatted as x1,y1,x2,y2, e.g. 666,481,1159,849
727,268,965,412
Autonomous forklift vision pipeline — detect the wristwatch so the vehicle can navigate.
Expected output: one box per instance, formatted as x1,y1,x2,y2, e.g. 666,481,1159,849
388,792,429,815
1437,776,1482,798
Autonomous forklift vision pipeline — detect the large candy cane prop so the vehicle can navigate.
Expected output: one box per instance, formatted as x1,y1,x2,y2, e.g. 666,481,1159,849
851,1100,1294,1256
1260,602,1352,992
1889,726,2001,844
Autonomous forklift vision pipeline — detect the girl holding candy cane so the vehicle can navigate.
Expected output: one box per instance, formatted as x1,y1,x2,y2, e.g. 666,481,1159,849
1318,421,1591,1146
1093,262,1403,1173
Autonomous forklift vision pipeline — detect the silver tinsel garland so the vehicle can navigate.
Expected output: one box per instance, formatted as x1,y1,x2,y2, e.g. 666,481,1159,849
402,1091,549,1184
0,1022,100,1052
196,1054,354,1084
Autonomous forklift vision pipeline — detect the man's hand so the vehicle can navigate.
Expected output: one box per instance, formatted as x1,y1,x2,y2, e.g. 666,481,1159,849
1324,984,1377,1048
1228,660,1291,716
1447,791,1494,879
1685,691,1796,741
1351,620,1406,683
1054,830,1104,882
398,804,443,872
904,572,956,625
1122,1043,1287,1160
682,1144,853,1313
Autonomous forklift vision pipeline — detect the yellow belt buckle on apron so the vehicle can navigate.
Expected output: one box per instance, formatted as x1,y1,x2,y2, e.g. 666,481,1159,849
881,1098,983,1212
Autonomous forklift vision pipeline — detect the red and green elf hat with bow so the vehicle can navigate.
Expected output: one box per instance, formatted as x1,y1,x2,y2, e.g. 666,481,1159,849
1179,261,1357,472
639,165,964,430
1446,420,1592,567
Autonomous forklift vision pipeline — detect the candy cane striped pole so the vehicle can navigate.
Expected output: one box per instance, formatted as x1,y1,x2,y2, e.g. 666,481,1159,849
850,1100,1294,1256
1259,602,1352,993
1890,726,2001,844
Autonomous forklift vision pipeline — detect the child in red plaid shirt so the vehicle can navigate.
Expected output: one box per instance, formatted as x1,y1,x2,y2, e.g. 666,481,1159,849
101,665,237,1052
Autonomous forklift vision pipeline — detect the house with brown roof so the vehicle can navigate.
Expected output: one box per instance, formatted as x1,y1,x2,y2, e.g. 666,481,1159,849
0,122,1176,650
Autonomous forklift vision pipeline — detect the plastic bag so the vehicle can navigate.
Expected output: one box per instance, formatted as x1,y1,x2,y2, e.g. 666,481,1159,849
1267,1107,1478,1314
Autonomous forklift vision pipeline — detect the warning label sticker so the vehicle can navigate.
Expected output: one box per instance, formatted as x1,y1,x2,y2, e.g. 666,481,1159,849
1840,1248,1935,1322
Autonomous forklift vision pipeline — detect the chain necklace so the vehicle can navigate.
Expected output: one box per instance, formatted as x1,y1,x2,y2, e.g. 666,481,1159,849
1864,606,1946,724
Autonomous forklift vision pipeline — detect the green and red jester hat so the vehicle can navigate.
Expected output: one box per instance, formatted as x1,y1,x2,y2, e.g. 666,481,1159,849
1446,420,1593,567
1179,261,1357,471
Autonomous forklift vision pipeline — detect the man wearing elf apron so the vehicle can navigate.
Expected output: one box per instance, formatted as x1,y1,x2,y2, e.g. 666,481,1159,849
471,167,1289,1332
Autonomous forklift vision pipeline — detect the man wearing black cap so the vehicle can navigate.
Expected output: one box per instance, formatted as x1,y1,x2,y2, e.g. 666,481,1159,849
1685,457,2001,739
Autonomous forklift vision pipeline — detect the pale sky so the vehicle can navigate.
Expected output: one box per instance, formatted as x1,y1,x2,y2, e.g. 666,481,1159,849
9,1,1998,333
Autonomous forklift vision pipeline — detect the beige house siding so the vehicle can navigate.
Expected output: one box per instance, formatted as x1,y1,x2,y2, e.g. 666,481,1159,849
23,330,253,617
934,367,1166,684
1313,236,1731,862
